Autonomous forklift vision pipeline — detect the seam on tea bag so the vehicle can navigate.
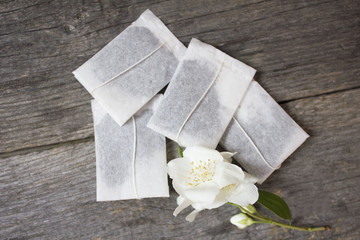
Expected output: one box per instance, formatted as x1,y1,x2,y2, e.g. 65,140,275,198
91,41,168,94
232,117,280,170
132,116,140,199
175,60,225,143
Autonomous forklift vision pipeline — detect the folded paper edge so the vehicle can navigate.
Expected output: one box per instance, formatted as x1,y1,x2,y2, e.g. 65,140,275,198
223,81,310,184
135,93,164,116
147,40,257,147
91,97,170,201
72,9,186,88
187,38,256,80
134,9,186,60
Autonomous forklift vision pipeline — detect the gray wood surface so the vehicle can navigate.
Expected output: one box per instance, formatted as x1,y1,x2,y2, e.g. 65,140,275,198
1,0,359,153
1,0,359,239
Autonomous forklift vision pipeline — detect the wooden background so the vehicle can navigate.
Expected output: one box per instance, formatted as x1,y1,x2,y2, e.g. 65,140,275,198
1,0,359,239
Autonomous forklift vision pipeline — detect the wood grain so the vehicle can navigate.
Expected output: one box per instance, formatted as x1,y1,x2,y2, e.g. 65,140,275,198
1,89,359,239
1,0,359,239
1,0,359,153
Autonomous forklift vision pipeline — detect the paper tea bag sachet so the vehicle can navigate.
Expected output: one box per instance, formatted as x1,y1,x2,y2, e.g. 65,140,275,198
147,38,256,148
92,95,168,201
74,9,186,127
220,81,309,184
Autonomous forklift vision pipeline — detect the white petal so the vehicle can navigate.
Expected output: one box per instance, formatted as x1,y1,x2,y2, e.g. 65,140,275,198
230,213,250,229
194,189,229,209
176,195,185,205
212,162,245,188
229,183,259,207
244,172,258,184
220,152,236,163
183,182,220,204
173,196,191,217
185,209,201,222
167,157,192,182
172,180,187,197
183,146,223,164
190,202,204,210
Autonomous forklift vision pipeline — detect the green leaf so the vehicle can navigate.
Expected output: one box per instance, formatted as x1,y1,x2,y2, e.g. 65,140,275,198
178,146,183,158
258,190,291,221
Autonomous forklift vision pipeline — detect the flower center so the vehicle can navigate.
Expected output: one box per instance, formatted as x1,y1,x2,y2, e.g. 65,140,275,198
222,184,236,193
187,159,216,186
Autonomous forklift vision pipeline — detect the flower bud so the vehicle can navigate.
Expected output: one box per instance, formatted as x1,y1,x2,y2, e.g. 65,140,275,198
230,213,254,229
244,204,257,214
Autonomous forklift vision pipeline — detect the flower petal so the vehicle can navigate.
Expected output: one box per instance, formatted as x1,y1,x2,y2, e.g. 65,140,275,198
185,209,201,222
193,189,229,209
183,182,220,204
176,195,185,205
230,213,253,229
183,146,223,164
173,196,191,217
172,180,187,197
244,172,258,184
220,151,236,163
229,183,259,207
212,162,245,188
167,157,192,183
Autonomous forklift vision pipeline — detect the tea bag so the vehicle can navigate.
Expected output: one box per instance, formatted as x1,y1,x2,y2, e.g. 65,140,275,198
220,81,309,183
74,9,186,127
147,38,256,148
92,95,169,201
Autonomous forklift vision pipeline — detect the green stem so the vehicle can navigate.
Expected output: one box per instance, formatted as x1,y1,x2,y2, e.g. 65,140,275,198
252,220,268,224
227,202,330,232
251,209,270,220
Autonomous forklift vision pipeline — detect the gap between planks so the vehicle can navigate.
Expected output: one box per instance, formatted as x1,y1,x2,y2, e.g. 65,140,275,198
278,85,360,104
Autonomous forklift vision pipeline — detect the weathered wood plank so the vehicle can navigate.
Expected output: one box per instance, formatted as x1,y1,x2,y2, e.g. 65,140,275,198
1,0,359,153
1,89,359,239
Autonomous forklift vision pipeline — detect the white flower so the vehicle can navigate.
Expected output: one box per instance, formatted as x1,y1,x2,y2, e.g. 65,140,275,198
167,146,259,222
230,213,254,229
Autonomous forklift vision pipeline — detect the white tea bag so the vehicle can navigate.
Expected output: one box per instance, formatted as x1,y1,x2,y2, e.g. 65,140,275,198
147,38,256,148
74,9,186,127
92,95,169,201
220,81,309,183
